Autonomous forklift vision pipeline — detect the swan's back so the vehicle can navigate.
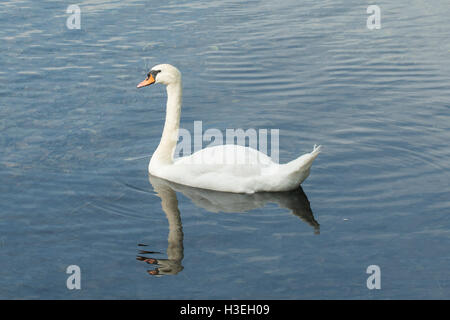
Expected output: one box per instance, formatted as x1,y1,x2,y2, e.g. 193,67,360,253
151,145,275,193
175,144,276,172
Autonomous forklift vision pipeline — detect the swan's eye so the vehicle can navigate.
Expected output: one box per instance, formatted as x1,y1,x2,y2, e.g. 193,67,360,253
148,70,161,79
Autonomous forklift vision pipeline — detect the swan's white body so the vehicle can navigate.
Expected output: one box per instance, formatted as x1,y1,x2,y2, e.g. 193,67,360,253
139,64,321,194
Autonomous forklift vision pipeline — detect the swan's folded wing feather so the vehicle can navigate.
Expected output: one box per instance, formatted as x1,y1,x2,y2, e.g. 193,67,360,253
174,144,274,174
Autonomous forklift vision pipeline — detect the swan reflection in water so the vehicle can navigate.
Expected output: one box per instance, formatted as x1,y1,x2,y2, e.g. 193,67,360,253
137,175,320,276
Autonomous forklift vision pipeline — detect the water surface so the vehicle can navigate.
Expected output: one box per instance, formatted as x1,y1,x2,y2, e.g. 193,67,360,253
0,0,449,299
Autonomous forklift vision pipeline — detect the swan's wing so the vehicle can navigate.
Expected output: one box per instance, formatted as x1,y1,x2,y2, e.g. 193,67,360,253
175,145,274,167
157,145,279,193
173,144,276,179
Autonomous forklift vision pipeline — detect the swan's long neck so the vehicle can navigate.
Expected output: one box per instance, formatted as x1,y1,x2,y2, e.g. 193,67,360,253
151,81,182,167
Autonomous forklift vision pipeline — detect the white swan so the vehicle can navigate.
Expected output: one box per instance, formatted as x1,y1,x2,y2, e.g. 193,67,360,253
137,64,321,194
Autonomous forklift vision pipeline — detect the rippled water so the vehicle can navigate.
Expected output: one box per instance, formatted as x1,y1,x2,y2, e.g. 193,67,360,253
1,0,449,299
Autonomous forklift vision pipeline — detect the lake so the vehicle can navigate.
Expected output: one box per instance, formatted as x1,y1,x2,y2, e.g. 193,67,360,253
0,0,449,299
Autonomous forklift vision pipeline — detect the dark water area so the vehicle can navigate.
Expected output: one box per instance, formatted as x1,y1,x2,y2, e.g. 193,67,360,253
0,0,449,299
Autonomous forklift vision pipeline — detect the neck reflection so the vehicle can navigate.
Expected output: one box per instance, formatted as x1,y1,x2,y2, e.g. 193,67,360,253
138,175,319,276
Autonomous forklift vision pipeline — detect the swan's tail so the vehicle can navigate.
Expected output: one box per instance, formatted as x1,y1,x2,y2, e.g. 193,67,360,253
281,145,322,186
302,144,322,169
311,144,322,158
287,144,321,168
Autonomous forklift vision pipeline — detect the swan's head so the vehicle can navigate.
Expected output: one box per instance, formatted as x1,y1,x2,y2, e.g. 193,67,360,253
137,64,181,88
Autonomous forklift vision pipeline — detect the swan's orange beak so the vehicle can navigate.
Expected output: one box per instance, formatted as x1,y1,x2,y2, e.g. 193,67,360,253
137,74,155,88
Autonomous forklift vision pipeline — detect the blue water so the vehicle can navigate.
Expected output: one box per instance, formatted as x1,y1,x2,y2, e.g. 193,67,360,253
1,0,449,299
